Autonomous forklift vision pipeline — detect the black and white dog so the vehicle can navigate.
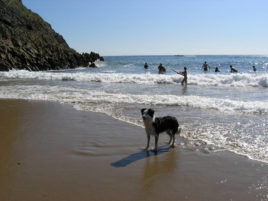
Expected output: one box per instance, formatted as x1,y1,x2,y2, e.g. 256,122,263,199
141,108,181,152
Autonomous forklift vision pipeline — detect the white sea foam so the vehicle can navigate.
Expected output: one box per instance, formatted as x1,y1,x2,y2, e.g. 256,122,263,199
0,70,267,88
95,60,107,68
182,120,268,163
0,85,267,115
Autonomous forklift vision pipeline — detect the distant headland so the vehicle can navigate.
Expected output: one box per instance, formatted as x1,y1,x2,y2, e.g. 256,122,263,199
0,0,103,71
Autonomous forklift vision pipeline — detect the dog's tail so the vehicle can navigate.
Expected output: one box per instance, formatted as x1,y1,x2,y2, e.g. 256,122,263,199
176,127,182,135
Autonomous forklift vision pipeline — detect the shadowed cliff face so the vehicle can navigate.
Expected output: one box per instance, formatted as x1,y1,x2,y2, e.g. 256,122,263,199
0,0,103,71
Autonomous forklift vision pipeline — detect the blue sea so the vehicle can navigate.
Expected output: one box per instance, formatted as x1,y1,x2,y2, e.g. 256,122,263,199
0,55,268,162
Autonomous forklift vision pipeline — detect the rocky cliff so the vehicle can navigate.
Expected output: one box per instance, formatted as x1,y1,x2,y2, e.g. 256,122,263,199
0,0,103,71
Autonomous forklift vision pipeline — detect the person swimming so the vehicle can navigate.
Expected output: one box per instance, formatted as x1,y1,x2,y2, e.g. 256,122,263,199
253,65,257,72
144,62,148,69
215,67,220,72
158,63,166,74
230,65,238,73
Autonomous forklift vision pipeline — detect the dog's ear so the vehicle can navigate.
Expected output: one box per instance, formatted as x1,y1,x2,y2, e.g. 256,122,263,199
148,109,154,117
141,108,146,115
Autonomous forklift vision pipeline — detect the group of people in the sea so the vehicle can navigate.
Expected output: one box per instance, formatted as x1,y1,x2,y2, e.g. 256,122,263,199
143,61,258,86
202,61,257,73
144,62,187,85
202,61,239,73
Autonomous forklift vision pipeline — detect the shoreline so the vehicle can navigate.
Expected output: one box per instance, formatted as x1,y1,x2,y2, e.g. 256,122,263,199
0,99,268,201
1,96,267,165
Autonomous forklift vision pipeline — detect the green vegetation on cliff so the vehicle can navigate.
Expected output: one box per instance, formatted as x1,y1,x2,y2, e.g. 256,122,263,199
0,0,103,71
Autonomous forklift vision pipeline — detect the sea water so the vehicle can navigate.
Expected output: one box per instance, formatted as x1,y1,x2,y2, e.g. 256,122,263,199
0,55,267,162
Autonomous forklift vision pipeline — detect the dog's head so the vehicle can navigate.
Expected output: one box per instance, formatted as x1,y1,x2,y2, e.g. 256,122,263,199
141,108,155,121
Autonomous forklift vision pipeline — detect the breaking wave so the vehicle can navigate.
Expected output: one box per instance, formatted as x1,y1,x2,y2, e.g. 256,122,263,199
0,70,267,88
0,85,267,115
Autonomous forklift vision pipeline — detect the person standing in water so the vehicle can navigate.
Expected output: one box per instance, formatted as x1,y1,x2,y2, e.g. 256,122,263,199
253,65,257,72
144,62,148,69
158,63,166,74
173,67,187,86
202,61,209,72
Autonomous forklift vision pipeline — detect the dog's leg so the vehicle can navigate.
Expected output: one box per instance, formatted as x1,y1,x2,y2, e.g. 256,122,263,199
145,134,150,151
167,131,172,145
170,129,177,148
170,127,179,148
170,134,175,148
153,134,159,152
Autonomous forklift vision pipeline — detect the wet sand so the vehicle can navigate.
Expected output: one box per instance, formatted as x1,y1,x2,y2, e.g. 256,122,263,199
0,99,268,201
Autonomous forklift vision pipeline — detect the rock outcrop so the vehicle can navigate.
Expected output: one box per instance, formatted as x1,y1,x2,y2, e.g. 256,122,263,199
0,0,104,71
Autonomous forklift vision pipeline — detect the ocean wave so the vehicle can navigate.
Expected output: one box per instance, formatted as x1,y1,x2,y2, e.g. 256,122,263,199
0,70,267,88
95,60,107,68
0,85,267,115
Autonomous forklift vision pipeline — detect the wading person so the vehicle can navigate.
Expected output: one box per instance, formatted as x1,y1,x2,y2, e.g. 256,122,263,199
203,61,209,72
158,63,166,74
172,66,188,86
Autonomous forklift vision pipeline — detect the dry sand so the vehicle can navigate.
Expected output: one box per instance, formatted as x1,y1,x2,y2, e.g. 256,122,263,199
0,99,267,201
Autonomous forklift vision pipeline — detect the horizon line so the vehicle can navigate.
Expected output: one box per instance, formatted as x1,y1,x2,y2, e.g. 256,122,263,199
100,54,268,57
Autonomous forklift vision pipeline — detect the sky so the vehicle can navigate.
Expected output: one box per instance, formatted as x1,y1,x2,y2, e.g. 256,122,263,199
23,0,268,56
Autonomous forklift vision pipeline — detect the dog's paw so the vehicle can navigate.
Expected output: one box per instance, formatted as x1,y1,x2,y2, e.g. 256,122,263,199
151,148,158,153
143,147,150,152
167,141,172,145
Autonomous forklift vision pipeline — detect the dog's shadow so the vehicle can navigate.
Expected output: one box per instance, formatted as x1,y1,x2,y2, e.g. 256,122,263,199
111,145,171,168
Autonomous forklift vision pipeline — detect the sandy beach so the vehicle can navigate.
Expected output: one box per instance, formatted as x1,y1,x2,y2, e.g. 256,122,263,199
0,99,268,201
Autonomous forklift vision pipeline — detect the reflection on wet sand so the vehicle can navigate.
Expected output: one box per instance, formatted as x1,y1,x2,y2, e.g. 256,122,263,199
141,148,178,195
